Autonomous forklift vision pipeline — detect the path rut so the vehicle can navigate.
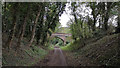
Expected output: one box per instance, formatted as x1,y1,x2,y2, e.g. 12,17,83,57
47,47,67,66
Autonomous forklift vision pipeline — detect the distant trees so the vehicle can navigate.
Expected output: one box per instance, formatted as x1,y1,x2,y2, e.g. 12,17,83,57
70,18,93,40
2,2,66,49
88,2,118,31
88,2,99,31
68,2,119,40
2,2,119,49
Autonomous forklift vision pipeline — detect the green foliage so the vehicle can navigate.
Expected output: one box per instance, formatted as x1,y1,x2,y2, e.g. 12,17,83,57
34,2,66,45
48,45,54,50
54,22,62,33
61,33,120,65
78,33,120,66
25,46,47,58
57,27,71,33
51,37,64,46
2,2,66,48
2,45,48,66
61,39,84,51
70,19,93,40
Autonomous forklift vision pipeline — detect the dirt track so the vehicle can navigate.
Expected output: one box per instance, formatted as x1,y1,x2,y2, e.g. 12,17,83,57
47,47,67,66
35,47,67,66
35,46,98,66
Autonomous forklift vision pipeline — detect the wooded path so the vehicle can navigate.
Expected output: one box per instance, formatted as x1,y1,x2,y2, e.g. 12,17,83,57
35,46,67,66
47,47,67,66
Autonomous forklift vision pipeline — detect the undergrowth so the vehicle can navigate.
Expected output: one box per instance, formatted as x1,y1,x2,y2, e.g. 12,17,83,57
3,45,48,66
61,33,120,66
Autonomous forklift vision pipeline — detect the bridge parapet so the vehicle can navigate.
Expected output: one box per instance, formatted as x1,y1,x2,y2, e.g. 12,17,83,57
51,33,72,45
52,33,71,36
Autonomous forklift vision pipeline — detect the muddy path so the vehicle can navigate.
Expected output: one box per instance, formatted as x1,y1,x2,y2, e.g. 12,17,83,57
35,47,67,66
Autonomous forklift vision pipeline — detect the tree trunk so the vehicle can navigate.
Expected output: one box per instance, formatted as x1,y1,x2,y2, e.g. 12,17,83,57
17,13,29,48
104,2,112,31
93,16,96,31
7,4,18,49
91,4,96,32
116,6,120,33
104,12,109,31
73,5,78,24
27,9,41,46
117,6,120,57
74,14,78,24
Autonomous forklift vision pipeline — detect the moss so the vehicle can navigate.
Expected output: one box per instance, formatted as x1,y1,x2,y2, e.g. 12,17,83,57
48,45,54,50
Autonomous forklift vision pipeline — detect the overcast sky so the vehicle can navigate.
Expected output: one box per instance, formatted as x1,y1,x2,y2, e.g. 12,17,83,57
59,12,69,27
59,3,73,27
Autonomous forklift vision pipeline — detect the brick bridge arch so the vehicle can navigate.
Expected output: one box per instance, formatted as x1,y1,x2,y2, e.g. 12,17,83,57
51,33,72,44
